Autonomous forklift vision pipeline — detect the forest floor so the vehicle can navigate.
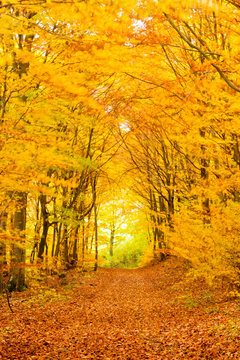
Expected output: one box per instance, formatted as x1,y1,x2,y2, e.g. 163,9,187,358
0,257,240,359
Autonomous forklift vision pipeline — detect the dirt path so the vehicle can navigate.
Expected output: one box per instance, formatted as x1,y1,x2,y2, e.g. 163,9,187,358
0,258,240,359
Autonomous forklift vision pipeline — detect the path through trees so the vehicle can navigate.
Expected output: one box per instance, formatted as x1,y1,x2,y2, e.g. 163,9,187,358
1,258,239,359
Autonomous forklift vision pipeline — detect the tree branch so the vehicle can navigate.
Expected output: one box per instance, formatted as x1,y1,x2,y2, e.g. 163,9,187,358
164,13,240,93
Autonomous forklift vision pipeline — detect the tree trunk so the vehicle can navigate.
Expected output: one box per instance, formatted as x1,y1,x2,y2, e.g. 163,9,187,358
200,129,210,223
62,226,69,267
109,225,115,257
81,220,85,268
30,197,41,264
73,225,79,266
94,203,98,271
0,212,7,293
9,192,27,292
37,194,50,260
85,210,92,253
55,223,62,258
52,223,57,257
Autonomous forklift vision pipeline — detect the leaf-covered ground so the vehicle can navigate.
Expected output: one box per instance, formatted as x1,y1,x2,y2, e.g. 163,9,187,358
1,258,240,359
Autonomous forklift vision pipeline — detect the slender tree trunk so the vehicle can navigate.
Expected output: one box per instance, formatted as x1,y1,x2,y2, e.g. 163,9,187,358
73,225,79,266
149,189,157,253
200,129,210,223
90,233,94,254
0,212,7,293
109,224,115,257
94,203,98,271
158,195,166,249
55,223,62,258
232,134,240,201
62,225,69,267
81,220,85,268
9,192,27,292
30,197,41,264
52,223,57,257
51,198,57,257
85,210,92,253
37,194,50,260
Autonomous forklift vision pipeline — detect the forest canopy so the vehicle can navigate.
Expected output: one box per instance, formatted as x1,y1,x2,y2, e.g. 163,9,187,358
1,0,240,291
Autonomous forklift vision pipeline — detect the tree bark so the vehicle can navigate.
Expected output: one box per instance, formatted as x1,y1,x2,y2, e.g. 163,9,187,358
109,224,115,257
0,212,7,293
37,194,50,260
55,223,62,258
73,225,79,265
94,203,98,271
9,192,27,292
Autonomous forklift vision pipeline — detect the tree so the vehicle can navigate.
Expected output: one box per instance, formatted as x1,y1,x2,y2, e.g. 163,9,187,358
1,0,240,290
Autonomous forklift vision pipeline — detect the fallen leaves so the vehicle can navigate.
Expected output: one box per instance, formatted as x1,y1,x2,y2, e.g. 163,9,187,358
0,258,240,359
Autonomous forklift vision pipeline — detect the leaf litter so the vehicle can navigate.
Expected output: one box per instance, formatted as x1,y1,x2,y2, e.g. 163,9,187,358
0,257,240,359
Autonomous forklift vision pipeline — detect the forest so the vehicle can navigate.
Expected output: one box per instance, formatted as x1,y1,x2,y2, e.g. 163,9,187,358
1,0,240,359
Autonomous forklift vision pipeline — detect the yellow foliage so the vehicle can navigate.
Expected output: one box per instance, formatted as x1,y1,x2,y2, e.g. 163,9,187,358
1,0,240,283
